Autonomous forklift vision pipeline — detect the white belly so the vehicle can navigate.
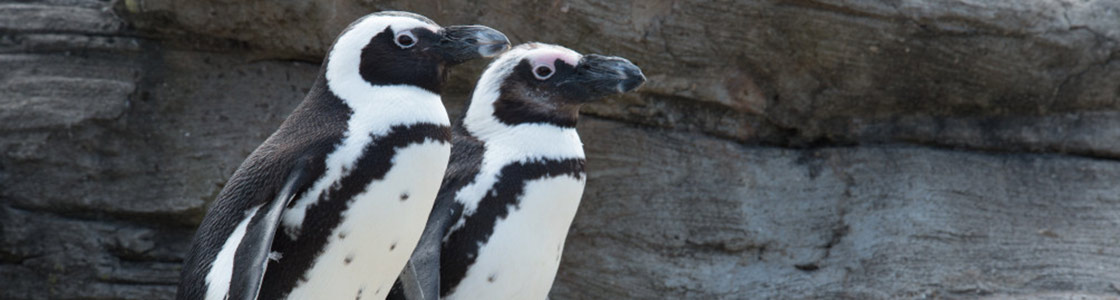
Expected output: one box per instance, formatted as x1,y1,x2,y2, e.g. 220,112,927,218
285,140,450,300
446,175,586,300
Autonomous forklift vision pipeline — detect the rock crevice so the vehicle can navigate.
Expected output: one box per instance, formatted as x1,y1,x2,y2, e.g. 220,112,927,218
3,1,1120,299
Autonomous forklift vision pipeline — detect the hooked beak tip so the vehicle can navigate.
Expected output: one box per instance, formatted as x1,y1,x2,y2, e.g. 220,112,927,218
441,25,511,63
479,42,510,58
474,30,511,58
618,77,644,93
617,69,646,93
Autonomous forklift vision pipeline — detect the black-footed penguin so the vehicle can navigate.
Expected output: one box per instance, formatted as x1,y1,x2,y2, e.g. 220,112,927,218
389,43,645,300
176,11,510,300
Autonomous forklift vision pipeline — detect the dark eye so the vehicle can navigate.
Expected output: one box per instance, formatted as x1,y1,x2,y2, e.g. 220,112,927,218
395,31,417,49
533,65,554,80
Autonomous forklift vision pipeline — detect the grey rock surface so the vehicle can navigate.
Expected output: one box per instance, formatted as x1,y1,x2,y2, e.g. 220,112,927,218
558,119,1120,299
2,0,1119,299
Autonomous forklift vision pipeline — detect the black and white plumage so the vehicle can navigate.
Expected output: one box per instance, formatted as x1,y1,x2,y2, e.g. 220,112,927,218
390,43,645,300
176,11,509,300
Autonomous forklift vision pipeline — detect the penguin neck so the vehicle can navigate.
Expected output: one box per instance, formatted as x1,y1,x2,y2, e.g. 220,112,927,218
461,111,585,162
276,76,450,234
448,108,587,235
317,74,451,136
447,100,587,229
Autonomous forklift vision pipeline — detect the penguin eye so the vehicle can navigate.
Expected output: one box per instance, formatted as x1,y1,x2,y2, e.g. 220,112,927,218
395,31,417,49
533,65,554,80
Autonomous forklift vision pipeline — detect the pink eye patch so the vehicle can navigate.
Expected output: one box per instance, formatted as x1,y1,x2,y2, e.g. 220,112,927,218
528,49,582,68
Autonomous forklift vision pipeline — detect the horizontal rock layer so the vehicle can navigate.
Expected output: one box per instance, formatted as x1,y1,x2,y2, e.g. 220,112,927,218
1,0,1118,299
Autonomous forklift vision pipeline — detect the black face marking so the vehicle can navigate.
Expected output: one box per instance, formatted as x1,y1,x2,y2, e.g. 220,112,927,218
490,60,583,128
395,31,416,48
258,121,451,300
358,27,447,94
439,156,585,296
488,52,646,129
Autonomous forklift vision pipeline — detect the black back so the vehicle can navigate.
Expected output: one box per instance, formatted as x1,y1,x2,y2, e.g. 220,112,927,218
176,71,351,300
178,12,456,300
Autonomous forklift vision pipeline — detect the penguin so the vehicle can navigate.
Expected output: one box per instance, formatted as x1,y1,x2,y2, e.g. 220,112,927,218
388,43,645,300
176,11,510,300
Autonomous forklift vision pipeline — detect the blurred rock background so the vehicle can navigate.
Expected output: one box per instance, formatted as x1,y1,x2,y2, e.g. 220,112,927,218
3,0,1120,299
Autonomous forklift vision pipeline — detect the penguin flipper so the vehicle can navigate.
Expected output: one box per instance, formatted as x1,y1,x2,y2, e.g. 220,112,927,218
391,259,433,300
226,162,314,300
389,192,460,300
389,132,484,300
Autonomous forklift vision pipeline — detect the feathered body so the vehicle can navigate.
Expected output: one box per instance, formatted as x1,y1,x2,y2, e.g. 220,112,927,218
177,12,508,300
391,43,645,300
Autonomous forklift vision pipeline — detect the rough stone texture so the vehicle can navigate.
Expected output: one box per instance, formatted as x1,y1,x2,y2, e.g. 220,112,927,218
559,119,1120,299
2,0,1119,299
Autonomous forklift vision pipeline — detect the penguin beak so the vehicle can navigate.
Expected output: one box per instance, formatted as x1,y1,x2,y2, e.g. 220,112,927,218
570,54,646,100
437,25,511,65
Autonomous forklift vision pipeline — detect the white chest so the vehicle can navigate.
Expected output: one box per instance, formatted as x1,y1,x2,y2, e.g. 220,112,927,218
284,140,451,300
445,175,586,300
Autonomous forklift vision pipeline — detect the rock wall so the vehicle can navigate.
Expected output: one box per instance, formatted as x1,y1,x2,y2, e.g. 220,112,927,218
2,0,1119,299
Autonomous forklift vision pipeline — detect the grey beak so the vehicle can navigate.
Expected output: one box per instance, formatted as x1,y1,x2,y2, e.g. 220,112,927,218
439,25,511,64
577,54,647,96
616,62,646,93
473,28,511,58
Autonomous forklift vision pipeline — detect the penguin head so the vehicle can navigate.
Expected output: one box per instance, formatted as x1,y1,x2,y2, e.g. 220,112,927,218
465,43,646,129
325,11,510,94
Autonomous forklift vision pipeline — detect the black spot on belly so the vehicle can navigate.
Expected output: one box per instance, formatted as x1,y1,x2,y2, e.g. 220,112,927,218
487,273,496,283
356,288,363,300
390,241,397,251
259,123,451,299
400,192,409,201
344,253,354,265
339,231,348,239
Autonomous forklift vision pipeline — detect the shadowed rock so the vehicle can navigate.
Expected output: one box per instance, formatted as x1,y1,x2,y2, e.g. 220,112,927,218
2,1,1120,299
